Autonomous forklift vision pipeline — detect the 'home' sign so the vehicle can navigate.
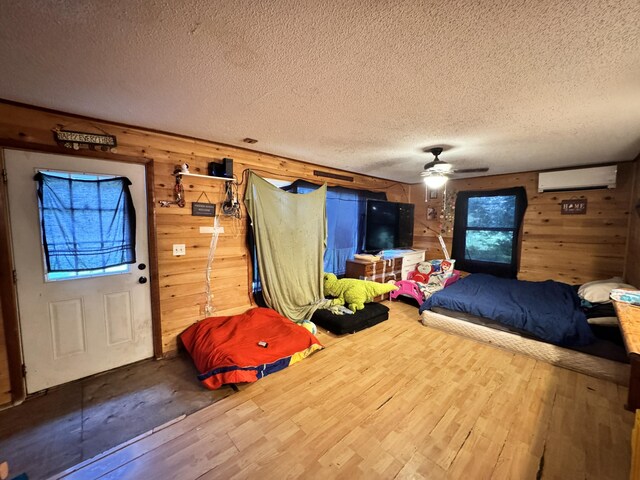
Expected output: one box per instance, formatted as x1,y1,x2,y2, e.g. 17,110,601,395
560,198,587,215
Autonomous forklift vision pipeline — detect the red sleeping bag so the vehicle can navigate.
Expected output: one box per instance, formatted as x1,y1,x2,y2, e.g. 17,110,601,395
180,307,323,390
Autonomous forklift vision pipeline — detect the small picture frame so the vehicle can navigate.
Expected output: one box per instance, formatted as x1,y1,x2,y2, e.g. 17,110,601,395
427,207,437,220
429,189,439,200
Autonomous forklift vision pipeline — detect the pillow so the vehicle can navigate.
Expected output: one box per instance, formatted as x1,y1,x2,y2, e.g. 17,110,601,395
416,259,456,279
578,277,637,304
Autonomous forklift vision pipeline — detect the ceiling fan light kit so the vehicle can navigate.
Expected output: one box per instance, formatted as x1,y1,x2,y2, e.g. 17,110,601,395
422,147,450,188
420,146,489,187
423,173,449,189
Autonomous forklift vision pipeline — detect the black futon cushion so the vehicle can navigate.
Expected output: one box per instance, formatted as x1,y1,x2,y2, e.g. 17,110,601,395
312,302,389,335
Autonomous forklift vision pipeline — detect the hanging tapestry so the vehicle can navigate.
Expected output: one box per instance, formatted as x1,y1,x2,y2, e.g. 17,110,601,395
244,172,329,321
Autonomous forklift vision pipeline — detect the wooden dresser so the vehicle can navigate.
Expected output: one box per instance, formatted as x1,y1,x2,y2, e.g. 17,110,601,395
345,257,401,283
345,250,426,300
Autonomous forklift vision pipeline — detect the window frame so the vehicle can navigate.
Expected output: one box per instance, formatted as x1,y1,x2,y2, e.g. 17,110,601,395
451,187,528,278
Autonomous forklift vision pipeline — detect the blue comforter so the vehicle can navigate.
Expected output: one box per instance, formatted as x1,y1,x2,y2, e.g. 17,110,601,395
419,274,594,346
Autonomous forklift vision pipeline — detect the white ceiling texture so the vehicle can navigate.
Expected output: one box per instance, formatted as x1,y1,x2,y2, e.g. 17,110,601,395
0,0,639,183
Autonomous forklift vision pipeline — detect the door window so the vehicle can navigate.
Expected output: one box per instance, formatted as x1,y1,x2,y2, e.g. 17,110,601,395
35,170,136,282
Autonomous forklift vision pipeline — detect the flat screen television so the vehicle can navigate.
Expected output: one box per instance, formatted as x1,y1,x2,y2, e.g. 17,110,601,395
363,200,415,253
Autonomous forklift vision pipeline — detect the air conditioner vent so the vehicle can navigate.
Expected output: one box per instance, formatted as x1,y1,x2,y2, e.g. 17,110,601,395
538,165,617,193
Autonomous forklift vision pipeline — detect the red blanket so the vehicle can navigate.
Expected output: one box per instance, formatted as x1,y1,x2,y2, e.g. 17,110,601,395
180,307,323,390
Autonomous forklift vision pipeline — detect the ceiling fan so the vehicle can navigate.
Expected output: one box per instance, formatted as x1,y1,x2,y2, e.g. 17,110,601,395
421,147,489,188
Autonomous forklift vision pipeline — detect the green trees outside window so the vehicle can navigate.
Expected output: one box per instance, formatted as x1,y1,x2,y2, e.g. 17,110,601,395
452,187,527,278
465,195,516,264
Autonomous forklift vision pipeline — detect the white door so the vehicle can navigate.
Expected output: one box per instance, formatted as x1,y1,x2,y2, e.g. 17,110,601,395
5,150,153,393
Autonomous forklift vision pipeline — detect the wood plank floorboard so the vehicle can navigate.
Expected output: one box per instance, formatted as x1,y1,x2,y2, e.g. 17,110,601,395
56,301,634,480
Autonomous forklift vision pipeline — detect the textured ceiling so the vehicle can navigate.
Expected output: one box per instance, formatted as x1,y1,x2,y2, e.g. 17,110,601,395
1,0,639,183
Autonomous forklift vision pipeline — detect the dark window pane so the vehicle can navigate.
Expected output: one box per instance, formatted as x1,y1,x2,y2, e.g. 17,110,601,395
465,230,514,263
467,195,516,228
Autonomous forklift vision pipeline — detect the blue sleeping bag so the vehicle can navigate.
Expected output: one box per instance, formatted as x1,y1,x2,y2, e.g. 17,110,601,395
419,273,594,346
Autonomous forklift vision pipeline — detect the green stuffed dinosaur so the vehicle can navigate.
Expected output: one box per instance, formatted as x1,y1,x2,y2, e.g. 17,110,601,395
323,273,398,312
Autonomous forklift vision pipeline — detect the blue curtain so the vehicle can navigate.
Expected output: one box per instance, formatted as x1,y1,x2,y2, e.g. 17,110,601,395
35,172,137,272
284,180,386,276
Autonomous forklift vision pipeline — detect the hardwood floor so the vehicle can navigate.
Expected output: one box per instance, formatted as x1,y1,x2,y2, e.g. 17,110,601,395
56,301,633,479
0,352,234,480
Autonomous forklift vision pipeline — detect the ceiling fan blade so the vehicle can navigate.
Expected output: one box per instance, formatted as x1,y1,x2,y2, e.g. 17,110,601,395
423,160,438,170
453,167,489,174
424,159,452,173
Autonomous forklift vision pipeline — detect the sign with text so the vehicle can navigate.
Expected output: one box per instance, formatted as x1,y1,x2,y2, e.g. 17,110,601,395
561,198,587,215
54,129,117,151
192,202,216,217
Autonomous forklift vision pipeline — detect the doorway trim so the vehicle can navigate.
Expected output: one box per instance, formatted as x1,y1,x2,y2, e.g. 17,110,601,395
0,145,162,405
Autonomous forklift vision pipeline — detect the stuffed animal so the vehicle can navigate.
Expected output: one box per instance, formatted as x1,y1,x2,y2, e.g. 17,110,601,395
323,273,398,312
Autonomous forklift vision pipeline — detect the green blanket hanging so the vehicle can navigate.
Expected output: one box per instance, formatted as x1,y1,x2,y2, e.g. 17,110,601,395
244,172,329,321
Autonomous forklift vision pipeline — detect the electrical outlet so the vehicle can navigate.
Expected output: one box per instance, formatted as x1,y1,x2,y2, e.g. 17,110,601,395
173,244,186,256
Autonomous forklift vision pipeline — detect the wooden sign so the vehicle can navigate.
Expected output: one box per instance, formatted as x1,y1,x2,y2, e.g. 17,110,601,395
192,202,216,217
54,129,117,151
561,198,587,215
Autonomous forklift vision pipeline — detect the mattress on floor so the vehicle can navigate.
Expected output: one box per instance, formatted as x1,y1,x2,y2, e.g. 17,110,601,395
421,308,629,386
431,307,628,364
312,302,389,335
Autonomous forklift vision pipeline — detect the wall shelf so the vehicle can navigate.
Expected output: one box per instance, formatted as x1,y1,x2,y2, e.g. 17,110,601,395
174,172,235,182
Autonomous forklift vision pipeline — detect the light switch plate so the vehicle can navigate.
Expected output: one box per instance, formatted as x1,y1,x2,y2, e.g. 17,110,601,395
173,244,186,256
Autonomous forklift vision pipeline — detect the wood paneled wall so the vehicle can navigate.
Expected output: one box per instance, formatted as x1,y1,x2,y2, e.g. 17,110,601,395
626,160,640,287
0,301,10,406
0,102,410,401
412,163,636,284
409,184,447,259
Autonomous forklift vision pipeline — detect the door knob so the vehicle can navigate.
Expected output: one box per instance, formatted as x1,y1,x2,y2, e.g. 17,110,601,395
138,276,148,284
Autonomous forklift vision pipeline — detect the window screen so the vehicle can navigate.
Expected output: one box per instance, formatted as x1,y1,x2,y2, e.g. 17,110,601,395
35,172,137,273
452,187,527,278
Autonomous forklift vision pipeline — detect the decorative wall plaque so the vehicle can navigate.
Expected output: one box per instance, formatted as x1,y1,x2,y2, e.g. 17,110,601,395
192,202,216,217
561,198,587,215
192,192,216,217
54,129,117,151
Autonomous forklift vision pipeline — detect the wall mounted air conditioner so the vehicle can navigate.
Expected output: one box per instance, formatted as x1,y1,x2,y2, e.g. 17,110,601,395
537,165,617,192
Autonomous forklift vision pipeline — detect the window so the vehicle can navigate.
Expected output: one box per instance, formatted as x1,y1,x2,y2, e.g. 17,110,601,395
452,187,527,278
35,170,136,281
